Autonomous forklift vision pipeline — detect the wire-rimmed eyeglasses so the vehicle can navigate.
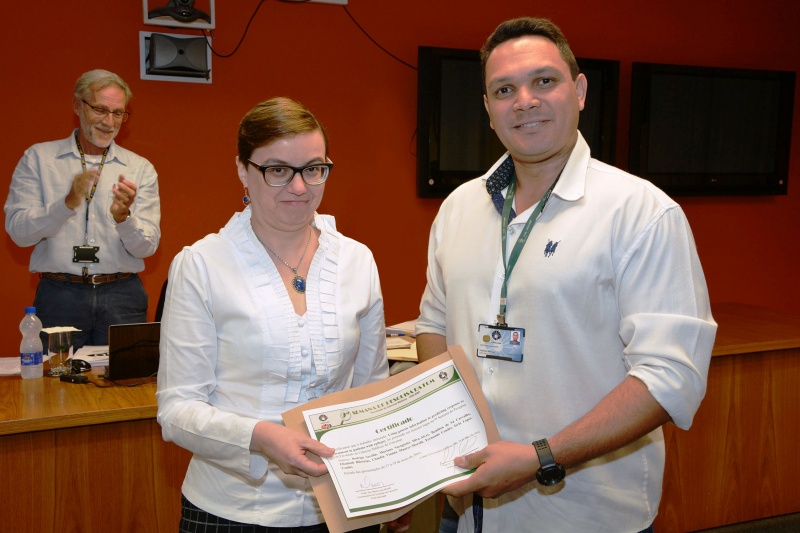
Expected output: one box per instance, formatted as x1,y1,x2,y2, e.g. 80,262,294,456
82,100,130,122
247,160,333,187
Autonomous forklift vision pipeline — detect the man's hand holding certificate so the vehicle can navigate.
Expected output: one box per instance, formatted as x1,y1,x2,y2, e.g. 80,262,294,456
282,346,499,533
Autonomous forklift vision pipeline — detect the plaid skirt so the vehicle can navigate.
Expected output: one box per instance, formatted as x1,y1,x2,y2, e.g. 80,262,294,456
180,494,381,533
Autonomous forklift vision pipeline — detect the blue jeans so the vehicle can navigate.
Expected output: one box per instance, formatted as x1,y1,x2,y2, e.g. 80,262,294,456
34,274,148,349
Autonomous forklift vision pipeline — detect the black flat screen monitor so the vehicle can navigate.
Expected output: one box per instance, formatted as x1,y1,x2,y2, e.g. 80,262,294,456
629,62,795,196
416,46,619,198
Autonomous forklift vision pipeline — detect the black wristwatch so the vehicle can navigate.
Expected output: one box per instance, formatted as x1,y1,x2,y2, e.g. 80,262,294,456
533,439,566,486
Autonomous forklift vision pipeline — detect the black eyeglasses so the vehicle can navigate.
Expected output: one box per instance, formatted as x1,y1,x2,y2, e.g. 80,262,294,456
247,161,333,187
82,100,130,122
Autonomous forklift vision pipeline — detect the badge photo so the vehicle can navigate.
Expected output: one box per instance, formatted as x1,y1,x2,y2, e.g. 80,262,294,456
476,324,525,362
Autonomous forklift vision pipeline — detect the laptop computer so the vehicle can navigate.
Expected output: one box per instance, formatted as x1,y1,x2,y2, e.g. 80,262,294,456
107,322,161,381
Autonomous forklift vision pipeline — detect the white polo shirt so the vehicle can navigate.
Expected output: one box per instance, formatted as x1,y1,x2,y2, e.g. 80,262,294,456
417,133,717,532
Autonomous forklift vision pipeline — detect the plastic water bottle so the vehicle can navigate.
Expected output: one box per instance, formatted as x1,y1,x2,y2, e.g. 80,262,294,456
20,306,43,379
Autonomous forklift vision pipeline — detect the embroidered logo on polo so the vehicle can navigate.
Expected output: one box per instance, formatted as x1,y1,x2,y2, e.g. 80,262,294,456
544,240,560,257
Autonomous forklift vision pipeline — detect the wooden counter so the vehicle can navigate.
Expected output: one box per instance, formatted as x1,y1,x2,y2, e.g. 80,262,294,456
655,302,800,531
706,302,800,356
0,377,191,532
0,374,158,435
2,302,798,532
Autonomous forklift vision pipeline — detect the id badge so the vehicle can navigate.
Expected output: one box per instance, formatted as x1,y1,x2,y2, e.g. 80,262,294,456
73,245,99,263
477,324,525,362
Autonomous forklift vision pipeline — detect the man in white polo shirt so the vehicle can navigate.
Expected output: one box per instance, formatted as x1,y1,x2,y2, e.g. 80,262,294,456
415,17,717,533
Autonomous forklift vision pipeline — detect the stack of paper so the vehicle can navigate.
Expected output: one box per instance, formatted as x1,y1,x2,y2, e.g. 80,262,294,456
386,336,414,350
386,319,418,337
386,319,419,363
72,345,109,367
0,358,20,376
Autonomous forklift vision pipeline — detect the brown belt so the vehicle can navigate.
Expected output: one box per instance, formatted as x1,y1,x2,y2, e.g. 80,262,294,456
40,272,134,286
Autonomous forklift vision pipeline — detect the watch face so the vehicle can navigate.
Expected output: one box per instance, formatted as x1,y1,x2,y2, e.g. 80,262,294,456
536,464,566,486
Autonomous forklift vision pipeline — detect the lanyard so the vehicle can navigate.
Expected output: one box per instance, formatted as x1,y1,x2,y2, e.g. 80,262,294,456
497,176,558,326
74,132,109,244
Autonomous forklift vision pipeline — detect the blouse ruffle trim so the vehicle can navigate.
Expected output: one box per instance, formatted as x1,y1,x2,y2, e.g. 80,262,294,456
233,209,341,404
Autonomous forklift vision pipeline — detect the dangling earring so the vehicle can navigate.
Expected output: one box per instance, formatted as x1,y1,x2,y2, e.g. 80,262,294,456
242,187,250,206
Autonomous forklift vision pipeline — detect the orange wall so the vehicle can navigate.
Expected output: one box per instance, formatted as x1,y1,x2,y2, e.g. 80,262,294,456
2,1,799,357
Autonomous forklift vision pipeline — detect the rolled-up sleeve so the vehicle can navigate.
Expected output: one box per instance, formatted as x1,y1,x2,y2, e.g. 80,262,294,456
618,206,717,430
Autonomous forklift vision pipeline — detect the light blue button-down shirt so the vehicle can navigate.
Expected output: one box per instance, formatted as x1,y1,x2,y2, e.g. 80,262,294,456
5,130,160,274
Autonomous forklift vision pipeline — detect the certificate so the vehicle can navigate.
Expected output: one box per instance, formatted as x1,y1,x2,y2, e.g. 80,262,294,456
305,359,482,517
282,346,498,533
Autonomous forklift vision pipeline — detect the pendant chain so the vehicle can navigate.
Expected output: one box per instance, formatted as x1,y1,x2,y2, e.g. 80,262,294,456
255,226,312,293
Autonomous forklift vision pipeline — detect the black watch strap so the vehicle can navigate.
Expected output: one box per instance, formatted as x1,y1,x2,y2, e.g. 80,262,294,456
533,438,565,486
533,439,556,466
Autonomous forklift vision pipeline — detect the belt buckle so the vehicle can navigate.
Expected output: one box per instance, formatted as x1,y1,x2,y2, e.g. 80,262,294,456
90,274,103,285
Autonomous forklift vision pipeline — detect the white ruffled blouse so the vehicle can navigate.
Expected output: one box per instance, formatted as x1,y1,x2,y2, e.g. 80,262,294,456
156,207,389,527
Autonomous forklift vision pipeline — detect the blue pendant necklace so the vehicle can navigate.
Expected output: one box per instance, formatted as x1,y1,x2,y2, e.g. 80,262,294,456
257,226,312,293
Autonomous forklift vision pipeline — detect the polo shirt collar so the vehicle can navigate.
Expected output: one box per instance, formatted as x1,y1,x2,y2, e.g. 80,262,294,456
483,132,591,218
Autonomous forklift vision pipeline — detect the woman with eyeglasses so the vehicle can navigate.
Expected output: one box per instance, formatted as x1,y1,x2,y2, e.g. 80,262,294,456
156,97,389,533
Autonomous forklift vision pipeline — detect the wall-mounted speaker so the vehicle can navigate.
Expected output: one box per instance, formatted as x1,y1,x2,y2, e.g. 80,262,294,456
146,33,209,78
